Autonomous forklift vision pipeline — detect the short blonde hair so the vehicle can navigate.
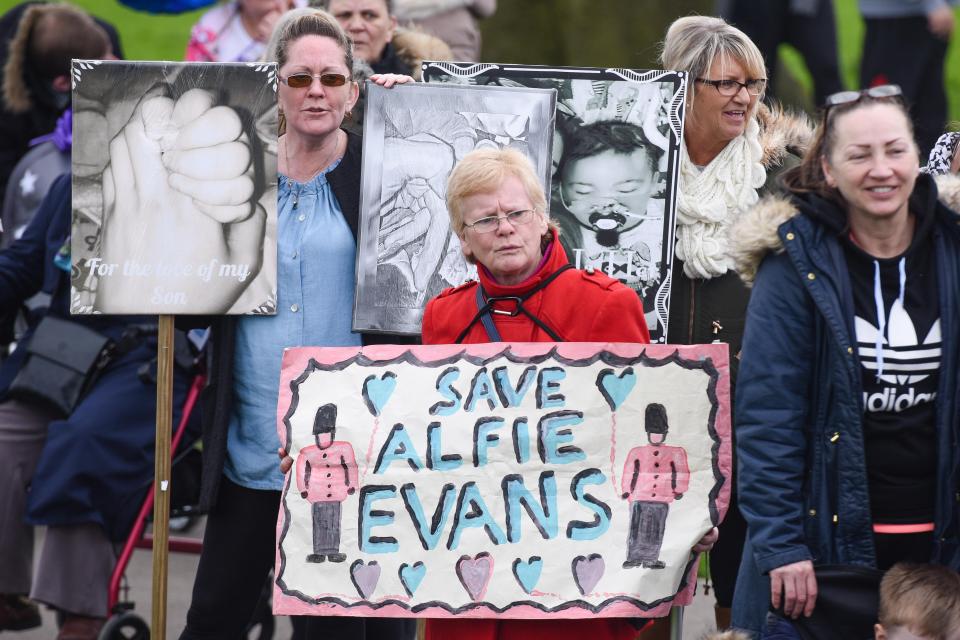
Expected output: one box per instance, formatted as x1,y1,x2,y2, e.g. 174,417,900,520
878,563,960,639
660,15,767,111
446,147,551,236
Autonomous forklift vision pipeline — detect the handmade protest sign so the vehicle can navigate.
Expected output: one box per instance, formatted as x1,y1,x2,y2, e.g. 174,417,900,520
274,343,730,619
71,60,278,315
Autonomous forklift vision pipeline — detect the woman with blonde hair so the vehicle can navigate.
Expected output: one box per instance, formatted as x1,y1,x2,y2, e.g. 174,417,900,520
657,14,812,632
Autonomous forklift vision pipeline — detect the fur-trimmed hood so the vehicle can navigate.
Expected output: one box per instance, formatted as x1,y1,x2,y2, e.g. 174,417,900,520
730,173,960,285
353,27,452,80
755,102,814,168
392,28,452,79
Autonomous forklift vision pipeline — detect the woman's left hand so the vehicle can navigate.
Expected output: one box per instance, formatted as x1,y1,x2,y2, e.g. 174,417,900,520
692,527,718,553
370,73,416,88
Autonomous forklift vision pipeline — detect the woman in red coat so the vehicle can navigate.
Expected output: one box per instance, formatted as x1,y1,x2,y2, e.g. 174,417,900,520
421,147,716,640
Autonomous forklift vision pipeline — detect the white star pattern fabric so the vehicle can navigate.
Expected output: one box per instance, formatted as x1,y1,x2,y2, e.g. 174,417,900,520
19,169,37,196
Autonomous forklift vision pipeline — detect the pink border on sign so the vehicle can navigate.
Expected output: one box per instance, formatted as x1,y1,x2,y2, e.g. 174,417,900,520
274,342,731,619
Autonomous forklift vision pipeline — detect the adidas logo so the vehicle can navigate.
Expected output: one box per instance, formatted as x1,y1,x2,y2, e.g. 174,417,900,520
855,300,941,386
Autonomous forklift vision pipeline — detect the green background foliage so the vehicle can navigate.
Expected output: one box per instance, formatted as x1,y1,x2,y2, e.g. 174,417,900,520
30,0,960,122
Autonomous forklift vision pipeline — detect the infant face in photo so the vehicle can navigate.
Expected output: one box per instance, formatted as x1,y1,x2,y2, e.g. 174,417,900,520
560,145,656,235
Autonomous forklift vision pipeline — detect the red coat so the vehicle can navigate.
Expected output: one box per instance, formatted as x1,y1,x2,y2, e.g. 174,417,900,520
422,235,651,345
422,234,650,640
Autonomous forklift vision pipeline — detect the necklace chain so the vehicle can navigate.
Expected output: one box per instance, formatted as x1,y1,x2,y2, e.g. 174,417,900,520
282,132,343,209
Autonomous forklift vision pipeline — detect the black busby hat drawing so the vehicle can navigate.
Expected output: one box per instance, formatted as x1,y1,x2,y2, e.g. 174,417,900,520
313,403,337,435
644,403,669,435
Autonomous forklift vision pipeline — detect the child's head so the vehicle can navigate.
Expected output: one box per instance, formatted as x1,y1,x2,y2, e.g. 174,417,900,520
558,120,661,242
876,563,960,640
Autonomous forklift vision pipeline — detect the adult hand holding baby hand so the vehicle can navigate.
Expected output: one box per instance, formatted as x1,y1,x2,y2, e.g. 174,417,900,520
98,87,265,313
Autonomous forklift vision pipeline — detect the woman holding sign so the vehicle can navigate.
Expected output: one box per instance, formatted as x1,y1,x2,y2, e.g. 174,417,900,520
419,147,718,640
731,89,960,634
179,8,415,639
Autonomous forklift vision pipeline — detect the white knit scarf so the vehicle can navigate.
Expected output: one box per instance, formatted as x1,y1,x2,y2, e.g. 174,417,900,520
675,117,767,279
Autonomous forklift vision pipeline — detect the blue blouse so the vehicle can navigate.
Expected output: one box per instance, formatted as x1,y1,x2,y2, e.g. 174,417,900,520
224,160,361,491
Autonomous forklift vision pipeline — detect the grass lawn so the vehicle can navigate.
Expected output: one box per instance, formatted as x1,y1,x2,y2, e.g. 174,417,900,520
49,0,960,123
67,0,204,62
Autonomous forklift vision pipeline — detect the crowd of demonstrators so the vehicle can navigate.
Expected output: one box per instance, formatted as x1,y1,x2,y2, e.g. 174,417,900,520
658,15,812,634
392,0,496,62
176,9,417,640
3,2,960,640
729,87,960,636
716,0,843,108
859,0,959,158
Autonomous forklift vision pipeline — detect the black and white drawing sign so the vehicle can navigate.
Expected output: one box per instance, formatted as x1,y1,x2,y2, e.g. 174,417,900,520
423,63,687,342
71,60,278,315
353,82,556,336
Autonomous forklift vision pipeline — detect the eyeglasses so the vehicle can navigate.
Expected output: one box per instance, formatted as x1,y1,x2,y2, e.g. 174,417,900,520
695,77,766,96
463,209,536,234
824,84,903,110
281,72,349,89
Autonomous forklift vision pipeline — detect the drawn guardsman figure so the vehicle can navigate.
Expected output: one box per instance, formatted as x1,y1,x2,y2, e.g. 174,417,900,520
295,403,358,563
621,402,690,569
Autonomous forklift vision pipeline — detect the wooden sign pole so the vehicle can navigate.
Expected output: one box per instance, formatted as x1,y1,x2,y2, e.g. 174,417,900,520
151,315,174,638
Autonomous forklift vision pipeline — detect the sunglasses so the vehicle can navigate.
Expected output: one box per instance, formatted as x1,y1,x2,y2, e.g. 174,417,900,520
824,84,902,110
281,72,349,89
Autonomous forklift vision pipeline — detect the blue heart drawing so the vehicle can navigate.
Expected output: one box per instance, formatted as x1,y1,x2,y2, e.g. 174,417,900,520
362,372,397,416
399,561,426,597
597,367,637,411
511,556,543,594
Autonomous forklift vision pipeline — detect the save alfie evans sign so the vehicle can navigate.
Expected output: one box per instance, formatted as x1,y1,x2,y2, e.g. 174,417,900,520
273,343,730,619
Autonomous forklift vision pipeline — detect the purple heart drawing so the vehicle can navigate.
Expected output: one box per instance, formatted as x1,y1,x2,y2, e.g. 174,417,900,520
350,559,380,599
456,552,493,601
572,554,605,596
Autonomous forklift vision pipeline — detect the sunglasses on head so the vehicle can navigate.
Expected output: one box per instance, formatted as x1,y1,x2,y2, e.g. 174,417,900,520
824,84,902,110
281,72,349,89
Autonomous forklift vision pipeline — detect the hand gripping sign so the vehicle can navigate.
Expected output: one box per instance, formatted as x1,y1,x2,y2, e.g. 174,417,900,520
274,343,730,619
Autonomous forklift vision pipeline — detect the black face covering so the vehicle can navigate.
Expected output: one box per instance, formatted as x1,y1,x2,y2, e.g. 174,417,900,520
25,64,70,112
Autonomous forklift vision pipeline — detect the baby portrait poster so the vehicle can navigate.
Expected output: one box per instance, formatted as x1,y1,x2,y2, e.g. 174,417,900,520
423,63,687,342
